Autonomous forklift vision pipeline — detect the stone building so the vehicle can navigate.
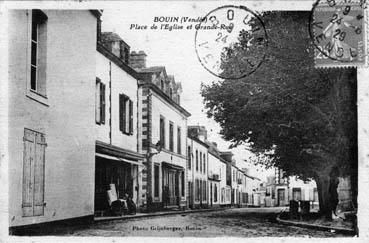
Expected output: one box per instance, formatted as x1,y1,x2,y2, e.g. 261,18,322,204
130,53,191,211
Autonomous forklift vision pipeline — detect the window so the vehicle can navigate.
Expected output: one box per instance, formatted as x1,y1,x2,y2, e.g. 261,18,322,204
177,95,180,105
169,88,173,98
177,126,181,154
119,94,133,135
199,152,202,172
187,146,191,170
292,188,301,201
194,179,197,201
202,180,206,201
214,184,218,202
22,128,46,216
169,122,174,152
96,78,106,124
203,154,206,174
154,164,160,197
181,171,185,197
159,116,165,147
160,80,164,90
195,150,198,171
30,10,48,96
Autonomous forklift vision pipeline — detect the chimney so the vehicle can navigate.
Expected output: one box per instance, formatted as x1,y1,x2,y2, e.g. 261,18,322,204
188,125,207,142
130,50,147,69
197,126,207,142
220,151,233,163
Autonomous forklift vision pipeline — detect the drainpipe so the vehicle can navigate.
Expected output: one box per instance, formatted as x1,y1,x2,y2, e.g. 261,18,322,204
109,61,112,145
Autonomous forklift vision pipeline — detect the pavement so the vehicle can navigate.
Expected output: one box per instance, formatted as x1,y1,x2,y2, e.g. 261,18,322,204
31,207,349,237
276,209,357,236
94,207,228,222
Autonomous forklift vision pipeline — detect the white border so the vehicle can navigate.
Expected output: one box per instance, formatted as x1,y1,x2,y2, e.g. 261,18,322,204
1,1,368,243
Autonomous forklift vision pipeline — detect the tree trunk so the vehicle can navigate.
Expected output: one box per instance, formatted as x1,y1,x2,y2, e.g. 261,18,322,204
315,174,332,219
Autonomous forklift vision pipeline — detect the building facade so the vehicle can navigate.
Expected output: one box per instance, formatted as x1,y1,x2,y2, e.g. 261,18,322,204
187,134,209,209
94,32,145,216
8,10,99,228
132,55,190,211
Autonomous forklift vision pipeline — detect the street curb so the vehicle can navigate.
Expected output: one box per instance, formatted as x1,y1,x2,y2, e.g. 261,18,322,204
94,207,228,223
275,214,356,235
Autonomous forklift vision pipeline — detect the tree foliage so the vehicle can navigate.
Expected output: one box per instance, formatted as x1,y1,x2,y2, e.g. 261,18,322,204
201,12,357,214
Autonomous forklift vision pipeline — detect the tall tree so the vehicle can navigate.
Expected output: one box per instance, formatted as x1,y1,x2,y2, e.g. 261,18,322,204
201,12,357,218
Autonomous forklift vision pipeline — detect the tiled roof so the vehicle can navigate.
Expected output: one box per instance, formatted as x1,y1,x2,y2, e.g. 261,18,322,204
101,32,123,42
137,66,166,73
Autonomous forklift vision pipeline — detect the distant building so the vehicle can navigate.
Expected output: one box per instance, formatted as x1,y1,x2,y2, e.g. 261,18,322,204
187,127,209,209
131,54,191,211
264,168,318,207
207,142,222,207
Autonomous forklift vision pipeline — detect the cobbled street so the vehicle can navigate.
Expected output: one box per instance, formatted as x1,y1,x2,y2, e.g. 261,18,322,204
40,208,348,237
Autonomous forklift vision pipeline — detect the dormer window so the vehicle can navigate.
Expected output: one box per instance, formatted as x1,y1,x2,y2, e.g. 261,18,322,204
169,88,173,98
160,80,164,91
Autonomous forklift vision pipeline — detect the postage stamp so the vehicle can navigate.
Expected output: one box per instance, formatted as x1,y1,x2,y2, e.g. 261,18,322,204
195,5,267,79
309,0,368,68
2,0,369,241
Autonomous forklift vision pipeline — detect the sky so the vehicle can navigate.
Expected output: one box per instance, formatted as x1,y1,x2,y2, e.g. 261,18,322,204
99,1,312,180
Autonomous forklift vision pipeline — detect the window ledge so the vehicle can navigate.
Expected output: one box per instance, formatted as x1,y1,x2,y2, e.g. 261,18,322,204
26,90,49,106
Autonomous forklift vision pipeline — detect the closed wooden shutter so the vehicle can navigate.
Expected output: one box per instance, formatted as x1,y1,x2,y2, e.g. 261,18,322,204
22,129,35,216
22,129,46,216
95,79,101,124
122,96,127,133
101,83,106,124
129,99,133,134
33,132,46,216
119,94,123,132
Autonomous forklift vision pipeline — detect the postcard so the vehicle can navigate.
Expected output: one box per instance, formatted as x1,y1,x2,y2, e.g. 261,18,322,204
0,0,368,242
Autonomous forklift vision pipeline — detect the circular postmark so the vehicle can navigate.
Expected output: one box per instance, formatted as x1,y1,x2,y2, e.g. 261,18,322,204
195,5,267,79
309,0,367,67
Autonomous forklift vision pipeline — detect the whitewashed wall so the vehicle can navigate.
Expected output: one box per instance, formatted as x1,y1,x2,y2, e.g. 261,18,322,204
8,10,96,227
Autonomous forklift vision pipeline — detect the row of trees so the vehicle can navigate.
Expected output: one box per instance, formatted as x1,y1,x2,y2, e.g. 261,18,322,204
201,12,357,218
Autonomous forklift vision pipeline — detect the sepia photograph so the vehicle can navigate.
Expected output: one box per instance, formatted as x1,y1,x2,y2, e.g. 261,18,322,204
0,0,368,241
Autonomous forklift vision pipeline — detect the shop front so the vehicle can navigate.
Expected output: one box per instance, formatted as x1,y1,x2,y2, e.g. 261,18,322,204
161,162,185,208
94,141,144,216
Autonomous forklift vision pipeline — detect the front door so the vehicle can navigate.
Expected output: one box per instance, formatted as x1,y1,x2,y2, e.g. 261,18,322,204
210,183,213,206
277,189,285,206
168,169,177,205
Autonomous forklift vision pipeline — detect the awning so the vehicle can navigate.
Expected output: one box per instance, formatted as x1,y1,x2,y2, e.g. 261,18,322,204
96,153,144,166
161,161,184,171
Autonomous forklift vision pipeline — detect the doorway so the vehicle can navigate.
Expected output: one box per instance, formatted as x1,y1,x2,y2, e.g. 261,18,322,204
277,188,285,206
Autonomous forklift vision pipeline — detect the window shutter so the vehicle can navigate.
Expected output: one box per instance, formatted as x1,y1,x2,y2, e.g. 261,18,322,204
119,94,123,132
129,99,133,134
33,132,46,216
95,79,101,124
101,83,106,124
22,129,35,216
122,96,127,133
